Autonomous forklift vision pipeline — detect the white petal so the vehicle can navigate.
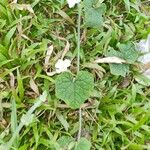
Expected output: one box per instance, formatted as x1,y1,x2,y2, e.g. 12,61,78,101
136,40,148,53
55,59,63,68
56,66,68,73
55,59,71,73
136,34,150,53
138,53,150,64
67,0,81,8
63,59,71,67
146,34,150,51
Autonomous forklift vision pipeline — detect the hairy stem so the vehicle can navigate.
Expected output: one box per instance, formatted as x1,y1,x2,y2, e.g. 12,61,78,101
77,3,81,73
77,3,82,141
78,107,82,141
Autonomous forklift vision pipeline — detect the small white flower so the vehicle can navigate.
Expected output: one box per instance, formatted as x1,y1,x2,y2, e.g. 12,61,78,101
67,0,81,8
139,53,150,79
55,59,71,73
136,35,150,80
136,34,150,53
138,53,150,64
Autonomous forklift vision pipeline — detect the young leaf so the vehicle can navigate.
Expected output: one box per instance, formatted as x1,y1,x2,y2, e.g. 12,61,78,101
55,71,94,109
109,63,129,77
84,8,104,28
107,43,138,76
107,48,129,76
83,0,106,28
17,69,25,100
56,111,69,131
123,0,130,12
57,136,74,149
11,98,18,149
117,42,138,64
0,44,7,57
4,26,16,47
74,138,91,150
0,53,7,62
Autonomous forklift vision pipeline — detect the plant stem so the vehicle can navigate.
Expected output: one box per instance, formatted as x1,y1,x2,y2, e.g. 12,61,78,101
77,3,82,141
77,3,81,73
78,107,82,141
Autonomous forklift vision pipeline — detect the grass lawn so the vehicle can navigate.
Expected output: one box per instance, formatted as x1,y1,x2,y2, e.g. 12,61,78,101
0,0,150,149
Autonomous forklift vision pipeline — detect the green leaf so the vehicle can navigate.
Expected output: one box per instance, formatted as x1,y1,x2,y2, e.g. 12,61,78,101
107,48,122,58
106,43,138,76
57,136,74,149
74,138,91,150
85,8,104,28
134,74,150,86
11,98,18,149
0,44,8,57
123,0,130,12
0,59,13,68
0,3,7,18
55,71,94,109
109,63,129,77
107,48,129,76
56,111,69,131
4,26,17,47
21,114,34,126
0,0,8,6
17,69,25,100
83,0,94,8
117,42,138,64
83,0,106,28
0,19,6,29
0,53,7,62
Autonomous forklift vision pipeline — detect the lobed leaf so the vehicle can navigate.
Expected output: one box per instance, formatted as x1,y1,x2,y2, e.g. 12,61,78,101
55,71,94,109
107,43,138,76
74,138,91,150
83,0,106,28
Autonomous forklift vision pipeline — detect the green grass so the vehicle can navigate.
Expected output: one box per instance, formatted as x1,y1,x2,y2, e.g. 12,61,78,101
0,0,150,149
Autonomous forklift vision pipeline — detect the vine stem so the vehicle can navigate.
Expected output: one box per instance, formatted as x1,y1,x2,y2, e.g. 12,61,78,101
78,107,82,141
77,3,82,141
77,3,81,72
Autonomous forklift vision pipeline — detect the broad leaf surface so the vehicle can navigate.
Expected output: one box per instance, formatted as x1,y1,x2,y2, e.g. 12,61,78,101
55,71,94,109
83,0,106,28
109,63,129,77
107,48,129,76
118,42,138,63
74,138,91,150
107,43,138,76
57,136,74,149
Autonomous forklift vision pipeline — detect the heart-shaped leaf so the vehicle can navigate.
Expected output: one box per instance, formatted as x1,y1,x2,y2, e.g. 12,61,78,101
57,136,74,149
109,63,129,77
106,42,138,76
74,138,91,150
117,42,138,64
55,71,94,109
83,0,106,28
107,48,129,76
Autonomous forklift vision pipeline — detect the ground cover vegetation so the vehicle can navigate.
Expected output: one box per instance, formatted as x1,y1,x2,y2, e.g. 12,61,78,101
0,0,150,149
